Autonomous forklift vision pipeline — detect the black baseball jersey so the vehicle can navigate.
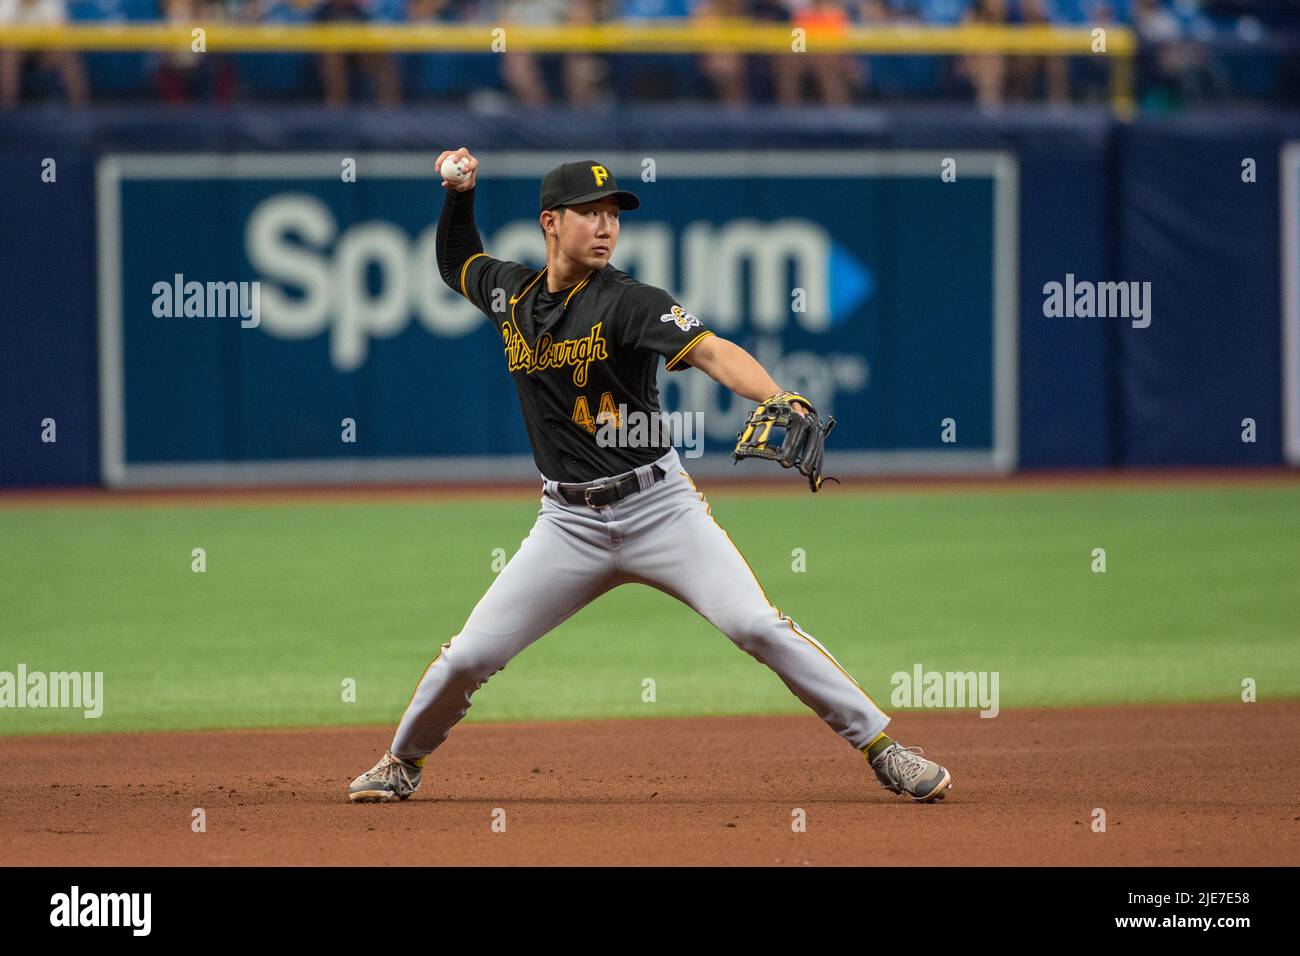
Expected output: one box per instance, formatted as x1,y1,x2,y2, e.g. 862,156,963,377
455,252,715,482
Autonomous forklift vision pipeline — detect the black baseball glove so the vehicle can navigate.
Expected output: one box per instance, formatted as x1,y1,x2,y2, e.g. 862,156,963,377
732,391,839,493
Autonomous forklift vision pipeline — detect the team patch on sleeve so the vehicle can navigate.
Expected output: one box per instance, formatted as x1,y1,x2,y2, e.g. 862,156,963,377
660,305,701,332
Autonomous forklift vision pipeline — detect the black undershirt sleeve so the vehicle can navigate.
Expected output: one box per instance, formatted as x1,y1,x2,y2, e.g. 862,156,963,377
436,187,485,291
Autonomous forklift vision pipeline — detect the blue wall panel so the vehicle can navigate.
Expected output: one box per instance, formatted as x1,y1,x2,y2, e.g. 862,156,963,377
0,106,1294,486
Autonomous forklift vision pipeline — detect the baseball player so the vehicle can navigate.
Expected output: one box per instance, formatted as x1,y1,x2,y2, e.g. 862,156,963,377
348,149,953,805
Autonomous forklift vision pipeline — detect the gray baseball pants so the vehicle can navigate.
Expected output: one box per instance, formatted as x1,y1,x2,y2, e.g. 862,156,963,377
390,446,890,762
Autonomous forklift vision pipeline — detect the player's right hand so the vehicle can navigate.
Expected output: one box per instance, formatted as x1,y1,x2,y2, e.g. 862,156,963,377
437,147,479,192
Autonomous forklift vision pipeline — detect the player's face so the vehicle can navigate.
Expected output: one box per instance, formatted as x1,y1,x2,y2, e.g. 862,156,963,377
557,199,620,268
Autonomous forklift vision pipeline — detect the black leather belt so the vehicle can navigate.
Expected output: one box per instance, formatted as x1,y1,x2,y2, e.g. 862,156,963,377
554,464,668,509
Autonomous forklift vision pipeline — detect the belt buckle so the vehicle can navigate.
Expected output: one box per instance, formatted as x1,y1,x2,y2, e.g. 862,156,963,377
583,483,611,508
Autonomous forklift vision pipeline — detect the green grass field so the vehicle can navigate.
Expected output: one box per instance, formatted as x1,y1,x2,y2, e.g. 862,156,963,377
2,482,1298,736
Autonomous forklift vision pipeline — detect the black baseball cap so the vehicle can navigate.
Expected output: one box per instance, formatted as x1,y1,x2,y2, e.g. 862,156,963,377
539,161,640,215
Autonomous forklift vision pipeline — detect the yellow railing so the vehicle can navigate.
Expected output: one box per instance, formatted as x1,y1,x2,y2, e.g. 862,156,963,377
0,22,1137,111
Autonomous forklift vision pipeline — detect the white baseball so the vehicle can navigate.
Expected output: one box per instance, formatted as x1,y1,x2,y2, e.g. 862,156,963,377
440,155,470,182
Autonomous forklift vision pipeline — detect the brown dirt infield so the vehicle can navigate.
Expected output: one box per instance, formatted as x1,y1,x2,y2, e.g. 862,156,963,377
2,701,1297,867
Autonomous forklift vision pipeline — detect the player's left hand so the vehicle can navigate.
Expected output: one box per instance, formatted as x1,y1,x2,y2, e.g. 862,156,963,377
732,391,840,493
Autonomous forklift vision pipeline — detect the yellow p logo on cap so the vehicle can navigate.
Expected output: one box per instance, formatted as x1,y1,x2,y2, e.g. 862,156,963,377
590,165,609,186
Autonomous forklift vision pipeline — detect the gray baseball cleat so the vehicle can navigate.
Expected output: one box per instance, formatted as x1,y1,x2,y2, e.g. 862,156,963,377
348,751,422,803
869,743,953,803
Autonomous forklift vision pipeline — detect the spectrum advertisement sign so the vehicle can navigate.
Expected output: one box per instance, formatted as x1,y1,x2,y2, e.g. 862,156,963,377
96,151,1017,486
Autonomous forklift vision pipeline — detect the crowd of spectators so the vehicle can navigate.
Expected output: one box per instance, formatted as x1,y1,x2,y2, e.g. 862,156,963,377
1,0,1296,110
